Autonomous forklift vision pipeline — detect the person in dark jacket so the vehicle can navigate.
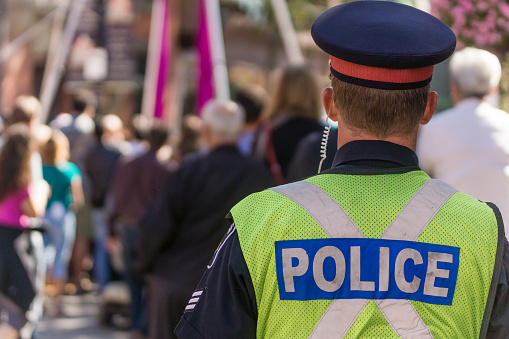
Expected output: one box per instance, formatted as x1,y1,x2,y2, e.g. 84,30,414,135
108,124,173,338
85,120,122,213
137,100,274,339
251,66,324,184
287,128,339,182
84,115,124,292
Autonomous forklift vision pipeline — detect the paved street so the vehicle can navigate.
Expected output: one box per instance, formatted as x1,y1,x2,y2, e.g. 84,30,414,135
38,293,129,339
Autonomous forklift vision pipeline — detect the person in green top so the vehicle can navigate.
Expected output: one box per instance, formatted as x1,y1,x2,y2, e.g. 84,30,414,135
40,127,84,313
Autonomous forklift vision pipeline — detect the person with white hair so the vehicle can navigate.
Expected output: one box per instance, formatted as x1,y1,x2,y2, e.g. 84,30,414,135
137,100,274,339
201,100,246,147
417,47,509,236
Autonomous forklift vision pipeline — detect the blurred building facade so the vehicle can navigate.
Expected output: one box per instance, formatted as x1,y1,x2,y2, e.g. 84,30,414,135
0,0,329,128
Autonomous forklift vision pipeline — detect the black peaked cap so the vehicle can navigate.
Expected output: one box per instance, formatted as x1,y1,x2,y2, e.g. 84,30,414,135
311,1,457,70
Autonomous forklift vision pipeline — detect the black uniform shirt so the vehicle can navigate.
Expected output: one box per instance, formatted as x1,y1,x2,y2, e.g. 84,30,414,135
175,140,509,339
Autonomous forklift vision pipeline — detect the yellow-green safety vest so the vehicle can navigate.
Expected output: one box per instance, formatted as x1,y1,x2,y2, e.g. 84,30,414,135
231,171,502,338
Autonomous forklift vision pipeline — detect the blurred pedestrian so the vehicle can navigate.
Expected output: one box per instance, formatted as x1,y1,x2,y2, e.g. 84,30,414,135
137,100,274,339
40,128,84,313
83,114,126,293
51,89,97,295
6,96,44,181
418,47,509,236
234,85,267,156
87,113,127,292
174,115,204,163
5,95,47,337
100,113,130,154
252,65,323,184
50,89,96,162
85,119,122,237
0,124,50,337
286,128,338,182
108,124,173,338
127,114,150,158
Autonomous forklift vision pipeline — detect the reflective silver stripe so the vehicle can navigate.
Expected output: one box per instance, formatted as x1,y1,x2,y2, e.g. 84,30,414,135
185,304,196,311
271,179,457,338
376,179,455,339
375,299,433,339
192,290,203,297
381,179,457,241
309,299,369,339
271,182,366,336
270,182,363,238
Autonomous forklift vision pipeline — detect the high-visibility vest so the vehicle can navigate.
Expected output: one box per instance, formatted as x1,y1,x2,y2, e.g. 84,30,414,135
231,170,502,338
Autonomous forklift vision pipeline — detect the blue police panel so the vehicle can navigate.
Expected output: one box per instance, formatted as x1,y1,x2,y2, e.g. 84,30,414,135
275,238,460,305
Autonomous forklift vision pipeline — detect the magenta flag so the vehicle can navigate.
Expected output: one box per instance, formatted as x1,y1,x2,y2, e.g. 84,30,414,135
196,0,214,115
154,0,169,119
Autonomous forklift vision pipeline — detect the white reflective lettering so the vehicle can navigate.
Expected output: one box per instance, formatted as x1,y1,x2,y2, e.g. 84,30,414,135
395,248,422,293
282,248,309,293
424,252,452,297
350,246,375,291
313,246,346,292
379,247,390,292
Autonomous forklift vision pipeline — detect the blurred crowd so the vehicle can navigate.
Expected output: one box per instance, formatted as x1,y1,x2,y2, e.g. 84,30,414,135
1,44,509,339
0,65,333,339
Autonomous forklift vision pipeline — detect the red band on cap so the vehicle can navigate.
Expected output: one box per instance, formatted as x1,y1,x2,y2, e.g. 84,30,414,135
330,57,434,84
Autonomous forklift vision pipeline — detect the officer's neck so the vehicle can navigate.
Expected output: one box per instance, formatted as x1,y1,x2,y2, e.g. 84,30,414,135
336,122,418,152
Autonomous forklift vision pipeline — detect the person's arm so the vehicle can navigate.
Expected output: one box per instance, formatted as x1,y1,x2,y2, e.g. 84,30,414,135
30,152,43,183
21,180,50,218
485,238,509,338
483,202,509,338
67,163,84,212
70,177,84,212
175,225,257,339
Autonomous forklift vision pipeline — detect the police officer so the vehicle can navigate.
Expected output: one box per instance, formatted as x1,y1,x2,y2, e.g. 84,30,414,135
175,2,509,338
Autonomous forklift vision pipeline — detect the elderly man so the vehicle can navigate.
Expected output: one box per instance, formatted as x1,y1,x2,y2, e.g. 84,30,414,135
137,100,274,339
176,2,509,338
418,47,509,236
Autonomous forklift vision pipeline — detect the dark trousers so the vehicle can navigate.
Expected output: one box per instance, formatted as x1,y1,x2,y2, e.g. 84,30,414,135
0,226,37,330
147,275,188,339
119,222,147,333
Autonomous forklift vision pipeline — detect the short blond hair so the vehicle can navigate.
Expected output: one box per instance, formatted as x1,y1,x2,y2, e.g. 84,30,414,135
40,129,70,164
332,77,430,139
10,96,41,125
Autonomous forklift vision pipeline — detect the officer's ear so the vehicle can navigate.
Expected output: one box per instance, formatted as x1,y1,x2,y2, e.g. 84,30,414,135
420,91,437,126
322,87,338,122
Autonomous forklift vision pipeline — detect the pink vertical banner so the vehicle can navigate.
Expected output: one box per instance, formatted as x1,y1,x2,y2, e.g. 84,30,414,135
154,0,170,119
196,0,214,115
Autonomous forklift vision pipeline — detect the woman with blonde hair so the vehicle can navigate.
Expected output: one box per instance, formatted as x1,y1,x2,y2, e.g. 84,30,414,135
252,65,323,184
40,128,84,313
0,124,49,338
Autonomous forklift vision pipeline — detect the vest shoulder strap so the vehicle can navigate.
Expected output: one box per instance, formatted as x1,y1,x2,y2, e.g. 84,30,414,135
270,179,457,241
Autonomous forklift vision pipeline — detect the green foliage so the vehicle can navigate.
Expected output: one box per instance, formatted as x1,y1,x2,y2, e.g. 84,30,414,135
226,0,327,31
287,0,327,30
